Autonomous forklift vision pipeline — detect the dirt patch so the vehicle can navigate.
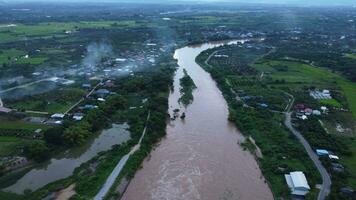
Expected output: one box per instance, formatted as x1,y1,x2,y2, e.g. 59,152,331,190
55,183,76,200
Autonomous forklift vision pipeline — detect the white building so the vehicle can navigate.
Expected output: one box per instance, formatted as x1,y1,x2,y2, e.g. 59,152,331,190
285,171,310,196
310,89,332,100
51,113,65,119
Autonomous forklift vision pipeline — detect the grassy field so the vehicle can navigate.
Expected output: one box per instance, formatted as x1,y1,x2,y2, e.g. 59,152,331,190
0,136,26,157
8,88,86,114
338,80,356,119
0,121,47,131
319,99,342,108
341,138,356,188
0,48,48,66
345,53,356,59
253,60,356,119
0,21,138,43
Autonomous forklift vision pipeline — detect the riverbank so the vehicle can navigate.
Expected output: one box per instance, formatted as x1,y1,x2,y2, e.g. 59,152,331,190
196,43,322,199
0,53,176,199
121,40,273,200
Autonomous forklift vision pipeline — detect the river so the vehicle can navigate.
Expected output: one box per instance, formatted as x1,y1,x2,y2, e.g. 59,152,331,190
3,123,131,194
121,41,273,200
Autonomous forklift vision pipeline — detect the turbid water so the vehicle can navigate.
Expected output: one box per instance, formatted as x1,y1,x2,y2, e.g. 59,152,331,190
4,123,131,194
122,41,273,200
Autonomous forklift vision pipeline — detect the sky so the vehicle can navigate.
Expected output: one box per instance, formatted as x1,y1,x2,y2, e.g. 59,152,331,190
2,0,356,6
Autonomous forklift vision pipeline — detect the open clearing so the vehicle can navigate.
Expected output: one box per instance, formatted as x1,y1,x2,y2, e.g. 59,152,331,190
253,60,356,119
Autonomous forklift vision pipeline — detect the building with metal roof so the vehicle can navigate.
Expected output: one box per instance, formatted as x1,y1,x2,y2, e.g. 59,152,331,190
285,171,310,196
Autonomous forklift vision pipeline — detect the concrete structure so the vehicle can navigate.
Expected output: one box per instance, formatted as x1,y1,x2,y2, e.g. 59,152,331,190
285,171,311,196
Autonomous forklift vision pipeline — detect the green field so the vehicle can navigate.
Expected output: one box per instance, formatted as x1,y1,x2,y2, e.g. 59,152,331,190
338,80,356,119
8,88,86,114
0,48,48,66
0,136,26,157
0,121,47,131
341,138,356,188
319,99,342,108
253,60,356,119
345,53,356,59
0,21,138,43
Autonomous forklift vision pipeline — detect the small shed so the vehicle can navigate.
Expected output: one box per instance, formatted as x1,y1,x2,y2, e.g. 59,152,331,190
51,113,65,119
95,89,110,97
329,155,339,160
316,149,329,156
0,107,12,114
312,110,321,116
258,103,269,109
82,83,91,89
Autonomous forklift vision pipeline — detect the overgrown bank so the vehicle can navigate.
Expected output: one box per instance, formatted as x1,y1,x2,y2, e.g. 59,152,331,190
0,54,176,200
196,47,321,199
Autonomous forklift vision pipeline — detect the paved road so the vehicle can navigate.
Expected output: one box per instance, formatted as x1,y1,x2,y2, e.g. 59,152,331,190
94,112,150,200
284,112,331,200
0,77,58,94
94,155,130,200
207,46,331,200
64,81,102,114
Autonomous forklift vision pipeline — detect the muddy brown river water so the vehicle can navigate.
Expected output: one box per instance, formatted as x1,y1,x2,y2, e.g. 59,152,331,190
122,41,273,200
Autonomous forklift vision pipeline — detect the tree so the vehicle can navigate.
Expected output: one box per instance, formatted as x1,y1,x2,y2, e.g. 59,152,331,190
44,126,64,145
101,95,127,115
63,124,91,146
0,164,5,176
24,141,50,162
85,109,107,131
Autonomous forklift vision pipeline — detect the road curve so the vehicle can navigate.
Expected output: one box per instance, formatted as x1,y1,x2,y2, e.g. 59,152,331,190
284,112,331,200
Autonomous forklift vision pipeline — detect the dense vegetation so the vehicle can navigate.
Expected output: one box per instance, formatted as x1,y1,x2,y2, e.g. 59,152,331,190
1,2,356,199
179,69,196,106
196,47,322,199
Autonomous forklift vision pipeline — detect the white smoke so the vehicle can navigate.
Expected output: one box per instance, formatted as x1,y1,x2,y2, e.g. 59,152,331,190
82,42,113,70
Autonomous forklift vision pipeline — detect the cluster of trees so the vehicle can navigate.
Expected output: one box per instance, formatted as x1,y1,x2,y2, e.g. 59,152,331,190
295,117,351,156
45,95,127,146
196,48,321,199
21,95,128,162
294,117,356,200
179,69,196,106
